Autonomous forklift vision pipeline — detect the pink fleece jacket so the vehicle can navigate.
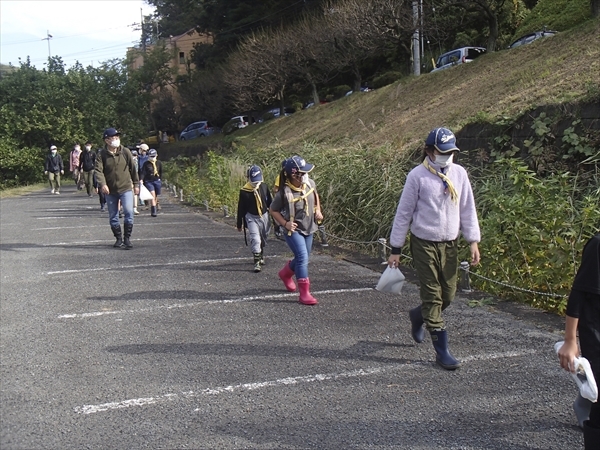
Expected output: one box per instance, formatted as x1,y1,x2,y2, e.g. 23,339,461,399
390,160,481,248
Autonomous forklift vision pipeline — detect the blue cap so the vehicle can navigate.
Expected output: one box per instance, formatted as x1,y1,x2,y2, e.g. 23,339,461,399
247,165,263,182
425,127,459,153
148,149,157,157
284,156,314,176
103,128,120,139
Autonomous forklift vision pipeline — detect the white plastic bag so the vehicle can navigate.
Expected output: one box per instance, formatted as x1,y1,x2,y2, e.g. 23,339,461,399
554,341,598,402
375,266,406,294
139,183,153,201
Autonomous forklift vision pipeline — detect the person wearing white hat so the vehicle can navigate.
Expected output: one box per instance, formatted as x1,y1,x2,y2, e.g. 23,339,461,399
44,145,64,194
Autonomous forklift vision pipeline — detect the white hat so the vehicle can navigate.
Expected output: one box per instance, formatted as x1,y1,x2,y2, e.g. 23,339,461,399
50,145,57,150
139,143,149,151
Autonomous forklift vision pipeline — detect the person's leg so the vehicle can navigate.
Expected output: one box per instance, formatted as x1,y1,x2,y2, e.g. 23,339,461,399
145,182,157,216
85,171,94,196
246,214,262,272
55,172,61,193
285,232,317,305
579,294,600,433
48,172,55,192
155,180,161,210
121,190,134,249
106,193,122,247
439,239,459,311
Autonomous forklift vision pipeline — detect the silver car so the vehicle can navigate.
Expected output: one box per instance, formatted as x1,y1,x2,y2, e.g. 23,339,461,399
179,121,218,140
431,47,487,73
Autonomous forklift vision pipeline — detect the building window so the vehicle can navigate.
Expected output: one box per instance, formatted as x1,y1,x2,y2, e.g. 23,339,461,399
179,52,185,64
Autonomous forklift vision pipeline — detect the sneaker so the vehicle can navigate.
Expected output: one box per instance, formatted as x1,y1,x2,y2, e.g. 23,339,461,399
50,189,55,194
254,261,262,273
100,206,106,212
133,208,139,215
54,191,60,195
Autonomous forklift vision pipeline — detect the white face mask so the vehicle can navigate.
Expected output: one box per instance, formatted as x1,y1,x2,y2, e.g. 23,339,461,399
108,138,120,148
435,153,453,167
51,150,57,155
85,146,91,151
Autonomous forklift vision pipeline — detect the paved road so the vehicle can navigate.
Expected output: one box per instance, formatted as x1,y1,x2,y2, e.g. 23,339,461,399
0,185,584,449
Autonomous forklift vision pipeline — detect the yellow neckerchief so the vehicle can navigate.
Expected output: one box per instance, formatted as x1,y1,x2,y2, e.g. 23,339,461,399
241,181,263,214
149,159,159,177
422,158,458,204
283,179,314,234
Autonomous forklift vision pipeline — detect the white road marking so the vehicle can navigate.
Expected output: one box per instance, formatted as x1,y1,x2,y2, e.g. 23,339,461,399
48,256,252,275
57,288,374,318
44,235,237,247
33,222,202,230
74,350,538,414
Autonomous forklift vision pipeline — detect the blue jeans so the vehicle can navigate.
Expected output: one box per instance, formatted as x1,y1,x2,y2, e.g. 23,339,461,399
285,232,314,279
106,190,134,228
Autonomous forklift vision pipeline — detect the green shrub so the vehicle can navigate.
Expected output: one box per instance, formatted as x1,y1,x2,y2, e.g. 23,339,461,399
262,112,276,121
0,140,46,189
514,0,591,36
371,71,403,89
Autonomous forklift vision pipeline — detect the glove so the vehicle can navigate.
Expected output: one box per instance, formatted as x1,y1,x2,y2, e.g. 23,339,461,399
44,171,48,175
60,170,64,175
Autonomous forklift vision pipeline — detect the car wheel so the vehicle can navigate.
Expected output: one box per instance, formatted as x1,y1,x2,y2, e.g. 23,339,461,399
199,134,205,137
180,136,186,141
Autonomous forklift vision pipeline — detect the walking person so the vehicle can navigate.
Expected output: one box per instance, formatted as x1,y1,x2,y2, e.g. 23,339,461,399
387,127,481,370
44,145,64,194
557,232,600,449
95,128,139,249
69,144,83,190
137,144,150,209
237,165,273,272
270,155,323,305
139,149,162,217
131,149,140,215
79,141,96,197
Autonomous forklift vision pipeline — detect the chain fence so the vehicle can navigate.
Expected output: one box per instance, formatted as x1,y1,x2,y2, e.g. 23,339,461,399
164,180,568,300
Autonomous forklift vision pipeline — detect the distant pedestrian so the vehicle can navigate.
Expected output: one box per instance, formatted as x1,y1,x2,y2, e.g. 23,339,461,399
270,155,323,305
69,144,83,190
79,141,96,197
237,165,272,272
137,143,149,209
95,128,139,249
139,148,162,217
557,232,600,447
131,149,140,215
44,145,64,195
387,127,480,370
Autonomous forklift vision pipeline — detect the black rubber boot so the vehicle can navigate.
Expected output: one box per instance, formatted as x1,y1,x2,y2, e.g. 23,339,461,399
123,223,133,249
151,206,157,217
111,226,122,248
253,253,262,272
430,329,460,370
583,420,600,450
409,306,425,343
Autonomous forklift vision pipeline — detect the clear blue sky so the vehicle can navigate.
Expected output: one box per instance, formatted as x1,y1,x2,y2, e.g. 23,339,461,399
0,0,156,68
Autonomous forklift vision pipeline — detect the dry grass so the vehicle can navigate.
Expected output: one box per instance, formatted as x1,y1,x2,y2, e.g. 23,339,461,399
230,19,599,154
0,184,45,198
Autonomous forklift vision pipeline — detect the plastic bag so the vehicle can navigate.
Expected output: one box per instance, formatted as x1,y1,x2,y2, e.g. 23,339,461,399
375,266,406,294
139,183,153,201
554,341,598,402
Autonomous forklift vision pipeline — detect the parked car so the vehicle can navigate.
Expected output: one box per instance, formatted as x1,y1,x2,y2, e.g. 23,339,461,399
179,121,219,140
431,47,487,73
508,30,557,49
222,116,251,135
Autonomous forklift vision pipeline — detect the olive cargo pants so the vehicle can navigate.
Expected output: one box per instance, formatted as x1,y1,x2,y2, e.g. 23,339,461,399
410,233,459,330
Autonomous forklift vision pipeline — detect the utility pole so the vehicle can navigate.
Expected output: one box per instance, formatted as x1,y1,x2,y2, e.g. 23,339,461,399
412,1,420,76
42,30,53,58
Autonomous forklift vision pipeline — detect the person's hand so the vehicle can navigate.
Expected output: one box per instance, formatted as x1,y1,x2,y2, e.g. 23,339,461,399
100,185,110,195
60,170,64,175
237,227,242,232
558,340,579,373
284,220,297,233
95,188,98,194
388,254,400,268
134,185,139,195
315,209,323,221
44,171,48,175
470,242,480,266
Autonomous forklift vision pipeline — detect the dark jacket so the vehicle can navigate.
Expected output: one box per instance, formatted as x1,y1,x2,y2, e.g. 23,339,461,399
94,145,139,195
237,183,272,229
79,149,96,172
140,159,163,182
44,153,64,173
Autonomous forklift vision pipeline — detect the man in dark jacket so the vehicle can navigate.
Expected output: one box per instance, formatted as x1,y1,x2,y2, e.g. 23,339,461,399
95,128,139,249
44,145,64,194
79,141,96,197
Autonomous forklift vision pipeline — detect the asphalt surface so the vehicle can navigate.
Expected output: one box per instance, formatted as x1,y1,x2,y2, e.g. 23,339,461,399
0,184,585,449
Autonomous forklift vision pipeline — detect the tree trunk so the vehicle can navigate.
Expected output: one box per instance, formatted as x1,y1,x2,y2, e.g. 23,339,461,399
310,79,319,105
486,9,498,52
592,0,600,17
352,65,362,92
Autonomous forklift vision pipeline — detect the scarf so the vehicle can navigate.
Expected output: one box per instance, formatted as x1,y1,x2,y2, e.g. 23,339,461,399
149,159,159,177
423,158,458,204
284,180,314,214
241,181,264,214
